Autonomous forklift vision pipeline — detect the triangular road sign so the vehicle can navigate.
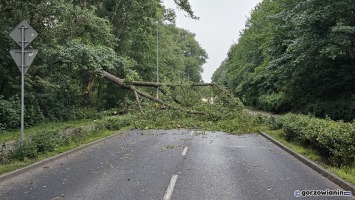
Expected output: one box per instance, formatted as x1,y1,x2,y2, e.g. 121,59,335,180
9,21,38,48
10,49,38,74
17,66,30,75
25,49,38,66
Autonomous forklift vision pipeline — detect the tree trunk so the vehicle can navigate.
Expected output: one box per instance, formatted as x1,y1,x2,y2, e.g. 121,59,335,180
101,70,209,116
127,80,216,88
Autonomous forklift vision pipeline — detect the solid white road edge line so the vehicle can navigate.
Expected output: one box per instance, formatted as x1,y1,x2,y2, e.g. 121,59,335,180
182,147,188,156
163,175,179,200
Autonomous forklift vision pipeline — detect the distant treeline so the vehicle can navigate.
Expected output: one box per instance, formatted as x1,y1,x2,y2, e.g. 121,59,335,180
213,0,355,121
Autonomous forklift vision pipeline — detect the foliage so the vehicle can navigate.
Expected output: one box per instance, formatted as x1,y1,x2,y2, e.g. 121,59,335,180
0,95,20,131
305,96,355,121
257,92,291,113
269,114,355,166
134,108,266,135
0,83,259,163
31,130,69,153
172,0,198,19
0,114,117,162
157,24,207,83
8,130,68,161
265,129,355,185
0,0,206,131
211,59,229,86
131,85,266,135
95,114,135,131
9,141,38,162
213,0,355,121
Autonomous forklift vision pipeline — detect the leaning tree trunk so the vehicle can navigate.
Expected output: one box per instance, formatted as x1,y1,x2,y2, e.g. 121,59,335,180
101,70,209,116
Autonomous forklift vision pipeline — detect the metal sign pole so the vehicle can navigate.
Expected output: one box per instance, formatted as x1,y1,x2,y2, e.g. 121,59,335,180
9,21,38,145
156,21,159,99
20,25,26,146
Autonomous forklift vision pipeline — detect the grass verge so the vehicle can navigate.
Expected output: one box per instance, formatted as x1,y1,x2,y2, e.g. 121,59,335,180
0,115,134,176
0,119,93,143
265,129,355,185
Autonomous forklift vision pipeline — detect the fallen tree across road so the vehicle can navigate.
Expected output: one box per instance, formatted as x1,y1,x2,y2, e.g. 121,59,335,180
101,70,211,116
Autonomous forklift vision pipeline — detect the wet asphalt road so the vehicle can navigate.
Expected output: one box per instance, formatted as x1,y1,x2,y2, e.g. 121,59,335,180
0,129,352,200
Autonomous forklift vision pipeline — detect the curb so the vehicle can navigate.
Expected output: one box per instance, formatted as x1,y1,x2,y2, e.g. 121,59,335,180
0,130,127,182
259,131,355,195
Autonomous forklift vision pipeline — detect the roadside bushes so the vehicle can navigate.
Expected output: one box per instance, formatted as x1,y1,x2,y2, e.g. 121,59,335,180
0,95,20,132
8,130,70,161
305,97,355,121
257,92,291,113
4,114,135,163
271,114,355,166
8,141,38,161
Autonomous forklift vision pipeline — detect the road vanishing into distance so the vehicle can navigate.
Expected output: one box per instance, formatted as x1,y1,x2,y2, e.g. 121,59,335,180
0,129,353,200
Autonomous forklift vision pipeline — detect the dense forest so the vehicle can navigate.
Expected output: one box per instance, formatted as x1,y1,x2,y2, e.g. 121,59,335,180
0,0,207,131
213,0,355,121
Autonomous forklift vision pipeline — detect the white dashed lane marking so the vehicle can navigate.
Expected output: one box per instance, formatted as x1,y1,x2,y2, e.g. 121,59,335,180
163,175,178,200
182,147,188,156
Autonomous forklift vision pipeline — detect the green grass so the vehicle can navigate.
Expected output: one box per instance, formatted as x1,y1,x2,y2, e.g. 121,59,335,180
0,160,37,175
49,129,120,154
0,119,93,143
264,129,355,185
0,129,126,175
0,116,133,175
328,166,355,185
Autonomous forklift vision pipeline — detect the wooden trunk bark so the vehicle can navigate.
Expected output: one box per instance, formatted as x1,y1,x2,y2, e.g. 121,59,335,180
101,70,209,116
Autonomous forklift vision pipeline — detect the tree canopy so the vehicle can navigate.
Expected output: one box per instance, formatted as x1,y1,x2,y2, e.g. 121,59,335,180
213,0,355,121
0,0,207,131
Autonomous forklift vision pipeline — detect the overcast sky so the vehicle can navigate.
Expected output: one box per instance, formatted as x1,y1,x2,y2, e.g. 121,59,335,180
162,0,262,82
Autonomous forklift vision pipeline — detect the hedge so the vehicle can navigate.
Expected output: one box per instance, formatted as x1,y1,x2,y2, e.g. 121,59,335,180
272,114,355,166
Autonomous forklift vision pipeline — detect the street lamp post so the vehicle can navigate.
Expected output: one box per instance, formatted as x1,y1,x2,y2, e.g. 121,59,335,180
156,21,159,99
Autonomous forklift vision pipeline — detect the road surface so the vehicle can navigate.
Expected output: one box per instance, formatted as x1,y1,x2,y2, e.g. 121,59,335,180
0,129,352,200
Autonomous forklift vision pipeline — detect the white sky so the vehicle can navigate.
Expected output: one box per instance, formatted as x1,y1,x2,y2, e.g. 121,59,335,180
163,0,262,82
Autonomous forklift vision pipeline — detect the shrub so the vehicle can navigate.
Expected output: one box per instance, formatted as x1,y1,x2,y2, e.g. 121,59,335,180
95,114,134,131
8,130,70,161
0,123,5,134
3,113,135,163
9,141,38,161
31,130,62,153
305,97,355,121
257,92,290,113
274,114,355,166
0,95,20,130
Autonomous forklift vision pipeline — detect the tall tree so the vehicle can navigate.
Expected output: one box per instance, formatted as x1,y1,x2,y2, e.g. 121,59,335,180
214,0,355,120
0,0,207,130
